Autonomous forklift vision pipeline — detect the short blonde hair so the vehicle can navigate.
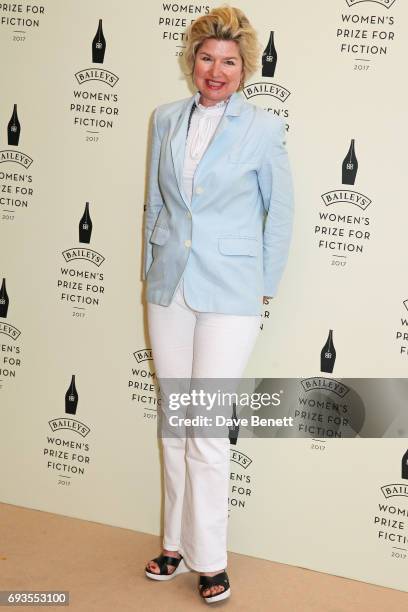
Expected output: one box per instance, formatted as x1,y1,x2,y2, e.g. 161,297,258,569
183,6,260,91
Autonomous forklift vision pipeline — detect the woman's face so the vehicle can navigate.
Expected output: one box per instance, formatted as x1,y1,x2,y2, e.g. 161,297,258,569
193,38,244,107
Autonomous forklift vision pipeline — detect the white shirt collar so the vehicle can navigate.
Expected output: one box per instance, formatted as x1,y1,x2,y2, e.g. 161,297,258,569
194,90,230,114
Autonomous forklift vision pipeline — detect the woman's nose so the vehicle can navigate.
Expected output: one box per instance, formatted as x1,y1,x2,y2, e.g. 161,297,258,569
209,62,223,78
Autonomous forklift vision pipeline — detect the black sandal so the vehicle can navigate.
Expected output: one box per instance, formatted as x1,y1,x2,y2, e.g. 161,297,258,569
145,553,190,581
199,570,231,603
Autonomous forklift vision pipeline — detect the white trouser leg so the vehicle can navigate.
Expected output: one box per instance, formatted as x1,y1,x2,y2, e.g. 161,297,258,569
180,308,261,572
147,278,261,570
147,278,195,552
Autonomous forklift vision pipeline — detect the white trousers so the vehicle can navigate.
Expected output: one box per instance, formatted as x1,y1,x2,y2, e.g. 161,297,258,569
147,277,261,572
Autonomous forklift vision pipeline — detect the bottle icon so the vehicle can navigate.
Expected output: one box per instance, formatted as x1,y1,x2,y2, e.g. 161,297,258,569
92,19,106,64
342,139,358,185
7,104,21,146
402,450,408,480
262,31,278,78
228,402,239,445
320,330,336,374
0,278,9,318
65,375,79,415
79,202,93,244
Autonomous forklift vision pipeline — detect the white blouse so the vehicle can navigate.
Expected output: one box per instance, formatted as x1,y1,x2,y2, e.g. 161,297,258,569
182,91,229,203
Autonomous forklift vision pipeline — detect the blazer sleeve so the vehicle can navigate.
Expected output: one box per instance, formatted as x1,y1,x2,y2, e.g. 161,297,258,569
256,117,295,297
142,108,164,281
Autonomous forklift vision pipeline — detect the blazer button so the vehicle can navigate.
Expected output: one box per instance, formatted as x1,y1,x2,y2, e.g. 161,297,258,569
184,239,191,247
195,186,204,194
186,211,191,218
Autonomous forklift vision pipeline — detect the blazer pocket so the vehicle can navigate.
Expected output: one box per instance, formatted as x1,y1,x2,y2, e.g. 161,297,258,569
149,225,170,245
218,236,258,257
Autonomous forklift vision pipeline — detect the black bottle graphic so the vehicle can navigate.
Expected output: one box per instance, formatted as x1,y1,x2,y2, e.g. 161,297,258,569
65,375,78,415
228,402,239,445
0,278,9,318
342,139,358,185
262,31,278,78
320,330,336,374
402,450,408,480
92,19,106,63
79,202,92,244
7,104,21,146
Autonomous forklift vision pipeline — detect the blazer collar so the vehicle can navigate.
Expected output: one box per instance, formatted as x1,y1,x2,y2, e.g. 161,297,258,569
192,90,246,116
176,89,247,126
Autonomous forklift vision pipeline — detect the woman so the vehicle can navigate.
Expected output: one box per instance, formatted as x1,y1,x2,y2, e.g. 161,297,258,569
142,6,294,604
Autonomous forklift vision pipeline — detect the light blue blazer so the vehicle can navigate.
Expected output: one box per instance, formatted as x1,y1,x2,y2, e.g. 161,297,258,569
142,90,294,315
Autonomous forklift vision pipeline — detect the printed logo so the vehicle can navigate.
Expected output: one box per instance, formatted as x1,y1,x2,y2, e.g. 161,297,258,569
294,378,357,439
394,301,408,358
0,277,22,389
315,139,373,267
45,374,92,483
243,30,291,120
0,4,47,38
229,448,254,515
57,203,106,315
129,348,159,419
336,0,396,66
155,3,209,53
65,374,79,415
0,104,35,221
320,329,337,374
301,377,348,397
346,0,396,7
401,450,407,480
374,454,408,558
70,19,120,138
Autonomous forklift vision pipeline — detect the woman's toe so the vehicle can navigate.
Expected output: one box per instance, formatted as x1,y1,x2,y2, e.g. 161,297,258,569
148,561,159,573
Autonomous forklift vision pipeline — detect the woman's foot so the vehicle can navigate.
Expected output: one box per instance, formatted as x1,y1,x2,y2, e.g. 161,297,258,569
199,569,227,598
146,549,181,575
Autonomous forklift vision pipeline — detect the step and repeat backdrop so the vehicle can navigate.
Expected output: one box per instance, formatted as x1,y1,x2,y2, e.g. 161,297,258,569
1,0,407,594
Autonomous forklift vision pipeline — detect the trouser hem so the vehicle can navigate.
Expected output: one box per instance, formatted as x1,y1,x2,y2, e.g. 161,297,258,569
178,545,227,573
162,542,181,552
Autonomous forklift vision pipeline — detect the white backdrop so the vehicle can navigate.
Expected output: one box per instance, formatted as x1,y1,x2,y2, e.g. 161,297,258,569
0,0,407,593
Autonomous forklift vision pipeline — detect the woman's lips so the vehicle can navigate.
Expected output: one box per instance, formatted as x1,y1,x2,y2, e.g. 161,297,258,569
205,79,225,90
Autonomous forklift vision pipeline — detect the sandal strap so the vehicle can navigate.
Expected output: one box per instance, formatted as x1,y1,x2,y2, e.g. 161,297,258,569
148,554,183,575
199,571,230,591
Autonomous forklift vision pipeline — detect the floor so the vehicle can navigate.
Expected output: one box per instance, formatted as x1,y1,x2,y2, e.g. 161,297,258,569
1,502,407,611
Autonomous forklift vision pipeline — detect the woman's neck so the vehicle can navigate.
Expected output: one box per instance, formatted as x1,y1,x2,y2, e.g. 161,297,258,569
197,92,230,109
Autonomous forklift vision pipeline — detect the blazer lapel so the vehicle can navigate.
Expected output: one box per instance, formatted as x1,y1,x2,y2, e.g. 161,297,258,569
170,96,195,210
170,91,247,210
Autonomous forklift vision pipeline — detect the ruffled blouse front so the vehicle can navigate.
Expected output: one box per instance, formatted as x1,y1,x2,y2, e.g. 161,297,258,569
182,91,229,203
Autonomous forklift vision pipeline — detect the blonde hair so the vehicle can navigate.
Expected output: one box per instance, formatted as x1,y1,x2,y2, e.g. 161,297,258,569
183,6,260,91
